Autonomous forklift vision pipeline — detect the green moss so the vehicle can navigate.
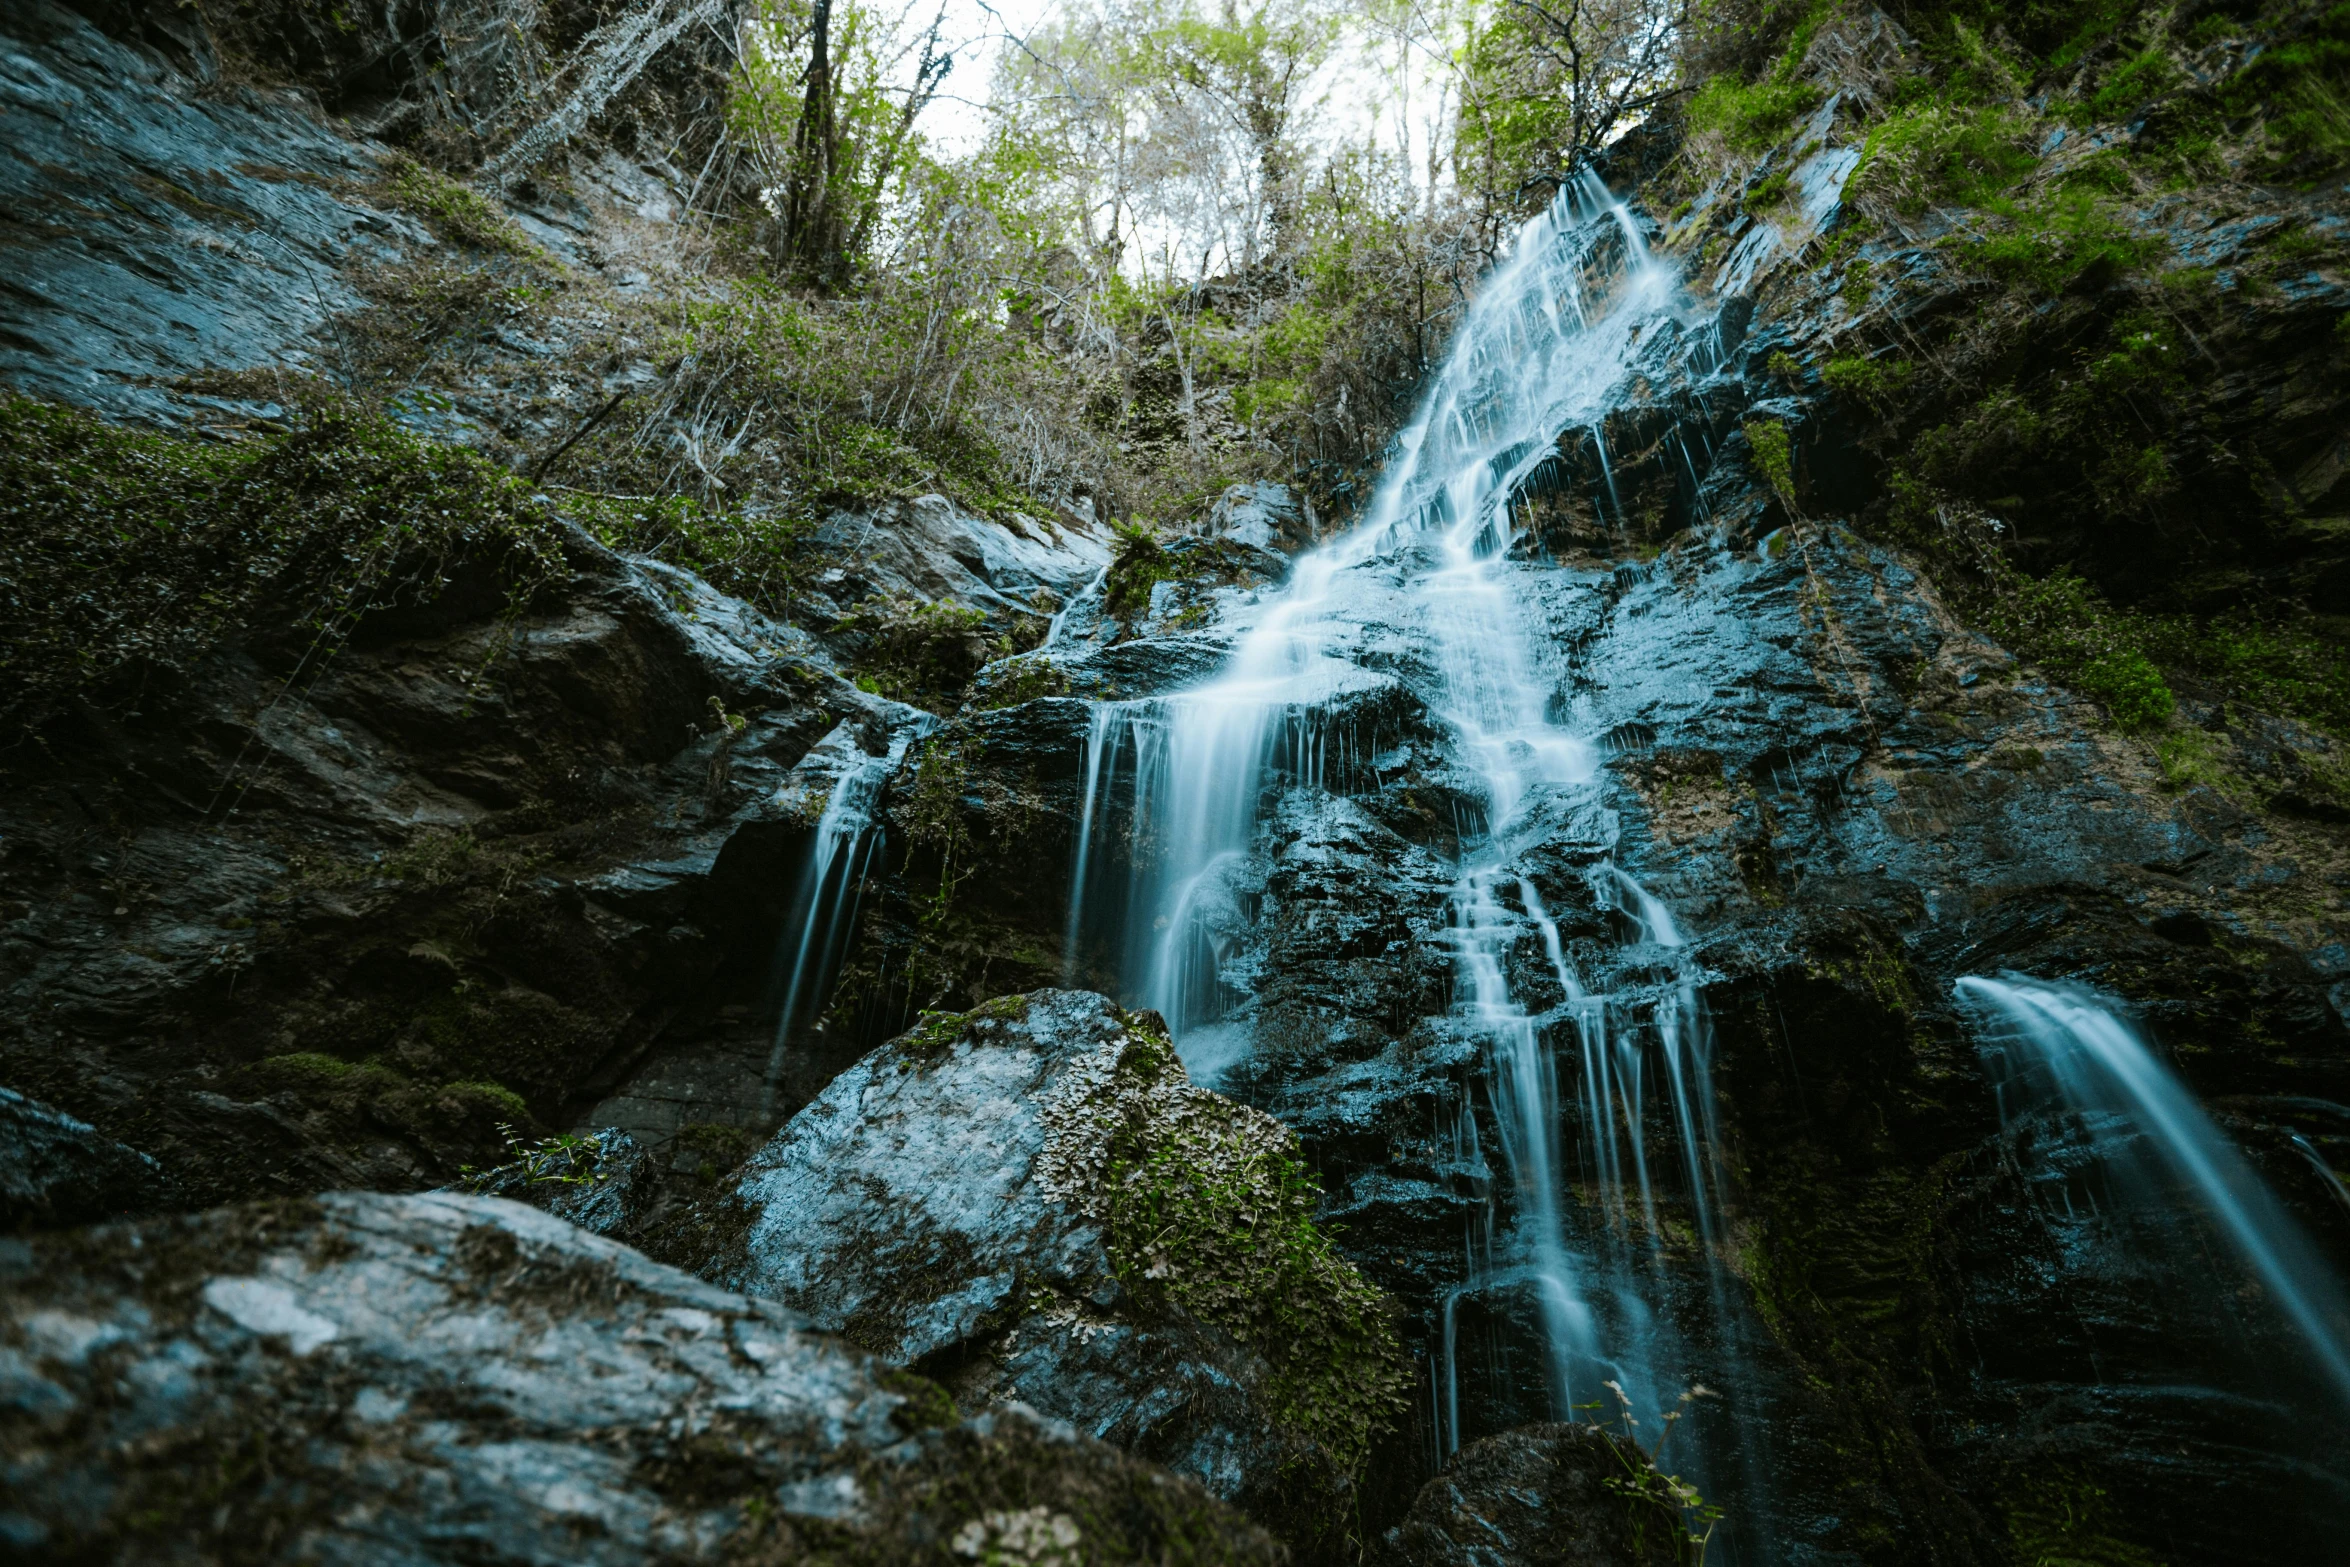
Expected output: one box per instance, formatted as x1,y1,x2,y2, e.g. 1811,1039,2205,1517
834,594,991,711
1103,522,1179,619
1094,1039,1408,1497
893,993,1032,1069
383,156,536,256
0,393,570,737
1822,354,1916,411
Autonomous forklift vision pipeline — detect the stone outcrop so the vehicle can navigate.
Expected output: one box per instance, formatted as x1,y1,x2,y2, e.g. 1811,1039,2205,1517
0,1188,1281,1564
664,989,1409,1557
1380,1424,1687,1567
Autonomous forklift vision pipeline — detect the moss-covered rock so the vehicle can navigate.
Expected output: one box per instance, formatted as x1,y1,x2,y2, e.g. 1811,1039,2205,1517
688,989,1408,1561
0,1188,1280,1565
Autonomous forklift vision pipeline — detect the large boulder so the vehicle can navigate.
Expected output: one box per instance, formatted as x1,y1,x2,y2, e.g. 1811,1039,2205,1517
0,1188,1281,1565
689,989,1410,1554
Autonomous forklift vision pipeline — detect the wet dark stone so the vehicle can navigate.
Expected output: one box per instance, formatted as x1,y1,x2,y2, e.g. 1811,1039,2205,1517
0,1086,172,1231
0,1189,1280,1565
1379,1423,1684,1567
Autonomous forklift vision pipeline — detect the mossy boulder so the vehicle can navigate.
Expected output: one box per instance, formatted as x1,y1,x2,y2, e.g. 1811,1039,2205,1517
697,989,1409,1559
0,1189,1280,1565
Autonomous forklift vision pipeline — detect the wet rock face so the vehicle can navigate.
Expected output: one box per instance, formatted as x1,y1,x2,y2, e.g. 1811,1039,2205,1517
0,519,888,1207
688,989,1408,1549
1379,1423,1685,1567
0,2,417,426
0,1087,171,1231
0,1188,1281,1565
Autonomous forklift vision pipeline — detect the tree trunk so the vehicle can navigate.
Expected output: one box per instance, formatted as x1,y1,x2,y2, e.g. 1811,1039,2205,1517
782,0,842,285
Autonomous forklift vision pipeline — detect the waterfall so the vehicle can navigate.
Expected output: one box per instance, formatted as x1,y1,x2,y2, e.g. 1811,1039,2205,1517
1061,172,1767,1530
758,728,909,1120
1955,974,2350,1408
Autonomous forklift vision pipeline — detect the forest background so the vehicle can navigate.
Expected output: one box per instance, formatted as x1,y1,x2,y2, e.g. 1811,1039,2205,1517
23,0,2350,747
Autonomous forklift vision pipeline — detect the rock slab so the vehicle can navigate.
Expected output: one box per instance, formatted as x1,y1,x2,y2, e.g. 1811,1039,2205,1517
0,1188,1280,1565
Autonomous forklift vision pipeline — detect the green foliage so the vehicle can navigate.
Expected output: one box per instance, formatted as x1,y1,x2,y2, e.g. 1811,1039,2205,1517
1743,169,1794,214
1849,100,2037,214
1690,74,1826,152
1822,354,1915,410
2006,1469,2163,1567
2091,47,2180,120
2219,2,2350,179
460,1124,619,1188
0,392,568,737
2156,727,2243,796
1744,420,1798,507
973,657,1073,710
1961,189,2162,291
569,493,826,622
1104,522,1178,619
831,594,990,711
1841,257,1879,312
901,723,983,923
383,155,536,255
2077,648,2176,730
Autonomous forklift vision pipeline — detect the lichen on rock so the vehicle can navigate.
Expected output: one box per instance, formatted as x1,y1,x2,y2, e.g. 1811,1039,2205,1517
695,989,1407,1556
1036,1008,1411,1487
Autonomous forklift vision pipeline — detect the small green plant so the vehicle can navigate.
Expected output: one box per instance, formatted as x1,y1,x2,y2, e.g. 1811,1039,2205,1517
459,1124,614,1188
1743,169,1794,215
1595,1380,1725,1563
1744,420,1797,508
1821,354,1915,411
2078,648,2175,730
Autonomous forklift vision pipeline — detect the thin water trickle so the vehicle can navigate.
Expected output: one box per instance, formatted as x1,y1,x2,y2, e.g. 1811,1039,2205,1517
1956,973,2350,1409
758,730,909,1120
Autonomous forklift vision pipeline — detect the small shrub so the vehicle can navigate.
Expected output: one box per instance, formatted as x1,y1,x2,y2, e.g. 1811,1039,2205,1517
1822,354,1915,410
2077,648,2175,730
1690,74,1825,152
1744,169,1794,215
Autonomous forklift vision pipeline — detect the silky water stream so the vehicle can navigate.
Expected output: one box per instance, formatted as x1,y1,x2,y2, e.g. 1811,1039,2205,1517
1061,174,1782,1549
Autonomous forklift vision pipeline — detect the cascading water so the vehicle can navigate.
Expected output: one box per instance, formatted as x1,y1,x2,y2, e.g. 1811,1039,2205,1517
1062,171,1774,1543
1955,973,2350,1409
758,727,912,1120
